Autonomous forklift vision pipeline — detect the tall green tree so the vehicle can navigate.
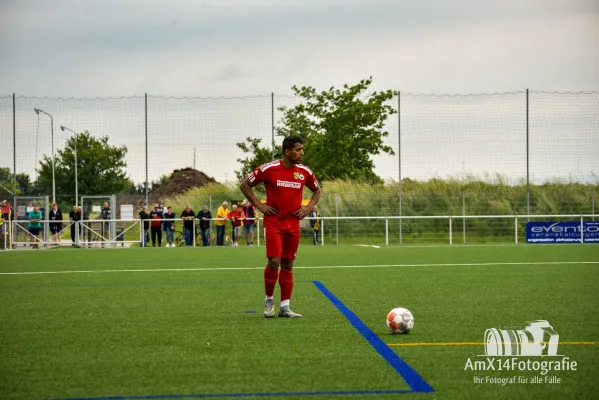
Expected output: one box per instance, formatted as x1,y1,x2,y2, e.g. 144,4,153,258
37,131,129,202
0,167,40,196
0,167,14,196
236,77,396,183
235,138,281,182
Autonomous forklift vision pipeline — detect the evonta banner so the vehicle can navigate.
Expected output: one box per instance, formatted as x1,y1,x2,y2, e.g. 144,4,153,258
526,221,599,244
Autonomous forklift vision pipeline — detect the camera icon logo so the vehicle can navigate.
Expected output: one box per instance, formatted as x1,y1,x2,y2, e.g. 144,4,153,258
484,320,559,356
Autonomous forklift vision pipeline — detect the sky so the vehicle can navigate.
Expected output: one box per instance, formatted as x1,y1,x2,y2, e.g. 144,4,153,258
0,0,598,186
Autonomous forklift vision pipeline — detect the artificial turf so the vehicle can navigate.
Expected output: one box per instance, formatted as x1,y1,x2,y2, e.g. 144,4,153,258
0,244,598,399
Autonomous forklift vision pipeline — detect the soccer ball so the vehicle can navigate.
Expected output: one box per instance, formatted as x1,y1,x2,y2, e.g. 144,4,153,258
386,307,414,334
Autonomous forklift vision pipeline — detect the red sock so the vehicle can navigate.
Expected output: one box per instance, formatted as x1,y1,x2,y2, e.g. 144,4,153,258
279,269,294,302
264,266,279,297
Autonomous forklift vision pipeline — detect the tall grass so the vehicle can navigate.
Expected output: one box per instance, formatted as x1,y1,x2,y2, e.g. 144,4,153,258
154,177,597,243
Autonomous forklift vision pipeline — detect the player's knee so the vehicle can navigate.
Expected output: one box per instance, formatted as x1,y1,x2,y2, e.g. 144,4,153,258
267,258,281,270
281,259,294,270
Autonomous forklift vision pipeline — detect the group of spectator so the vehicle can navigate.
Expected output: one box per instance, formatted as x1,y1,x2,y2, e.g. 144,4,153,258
9,201,107,248
139,200,258,247
139,202,177,247
1,198,321,249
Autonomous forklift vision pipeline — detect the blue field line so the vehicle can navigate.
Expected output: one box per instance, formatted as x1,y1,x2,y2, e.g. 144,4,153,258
312,280,434,394
0,280,315,290
51,389,413,400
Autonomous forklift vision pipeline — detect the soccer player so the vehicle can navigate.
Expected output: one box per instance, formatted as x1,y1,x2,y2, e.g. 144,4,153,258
240,136,321,318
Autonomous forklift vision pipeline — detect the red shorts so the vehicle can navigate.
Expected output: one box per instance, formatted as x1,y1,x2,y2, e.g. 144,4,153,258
264,217,300,260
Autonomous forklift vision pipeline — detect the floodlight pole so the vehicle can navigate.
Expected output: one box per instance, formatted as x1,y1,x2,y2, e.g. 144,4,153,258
34,108,55,203
60,126,79,208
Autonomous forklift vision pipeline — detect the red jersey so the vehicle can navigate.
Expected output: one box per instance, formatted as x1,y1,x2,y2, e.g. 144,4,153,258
228,209,243,226
249,160,319,219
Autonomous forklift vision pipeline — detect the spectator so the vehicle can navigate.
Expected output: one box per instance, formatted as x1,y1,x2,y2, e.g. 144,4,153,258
180,204,196,247
163,206,176,247
159,201,167,242
241,199,257,246
49,202,63,244
197,205,212,246
228,204,243,247
2,202,14,240
149,203,164,247
309,205,320,245
139,206,150,247
69,205,82,247
100,201,111,244
0,200,9,235
28,204,43,249
215,201,229,246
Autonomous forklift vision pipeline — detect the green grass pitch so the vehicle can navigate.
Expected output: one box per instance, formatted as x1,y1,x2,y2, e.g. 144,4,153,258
0,244,598,399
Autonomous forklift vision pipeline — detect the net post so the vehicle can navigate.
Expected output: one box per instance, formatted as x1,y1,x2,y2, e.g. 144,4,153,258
385,217,389,246
44,195,49,245
111,195,116,245
462,192,466,244
271,92,275,160
12,93,16,195
9,210,12,250
144,93,149,206
449,217,453,245
335,196,339,246
514,217,518,244
193,218,196,247
397,91,402,245
592,191,595,222
399,191,403,245
526,89,530,221
580,215,584,244
256,217,260,246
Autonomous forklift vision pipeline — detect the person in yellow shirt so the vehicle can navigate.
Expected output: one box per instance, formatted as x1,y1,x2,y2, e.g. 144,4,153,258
215,201,229,246
309,205,320,245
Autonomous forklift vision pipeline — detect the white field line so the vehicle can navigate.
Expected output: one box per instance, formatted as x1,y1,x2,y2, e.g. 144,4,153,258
6,243,598,251
1,261,598,276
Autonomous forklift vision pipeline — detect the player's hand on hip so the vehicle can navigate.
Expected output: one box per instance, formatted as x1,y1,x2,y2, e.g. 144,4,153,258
257,203,278,216
294,206,310,219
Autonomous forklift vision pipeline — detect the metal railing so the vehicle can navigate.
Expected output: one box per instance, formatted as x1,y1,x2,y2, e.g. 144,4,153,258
314,214,597,246
4,217,261,249
3,214,597,250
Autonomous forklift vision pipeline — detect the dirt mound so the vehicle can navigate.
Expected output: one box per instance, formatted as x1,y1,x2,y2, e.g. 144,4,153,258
151,168,217,198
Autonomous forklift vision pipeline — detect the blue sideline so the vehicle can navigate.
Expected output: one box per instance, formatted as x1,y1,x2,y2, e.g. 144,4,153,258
312,280,434,393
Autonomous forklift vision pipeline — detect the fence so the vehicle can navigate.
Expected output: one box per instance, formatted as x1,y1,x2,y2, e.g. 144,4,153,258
1,90,597,251
3,217,260,250
3,214,597,251
0,91,598,202
1,187,596,250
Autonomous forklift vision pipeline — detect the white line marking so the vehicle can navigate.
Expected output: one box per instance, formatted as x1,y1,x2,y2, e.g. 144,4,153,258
0,261,597,275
